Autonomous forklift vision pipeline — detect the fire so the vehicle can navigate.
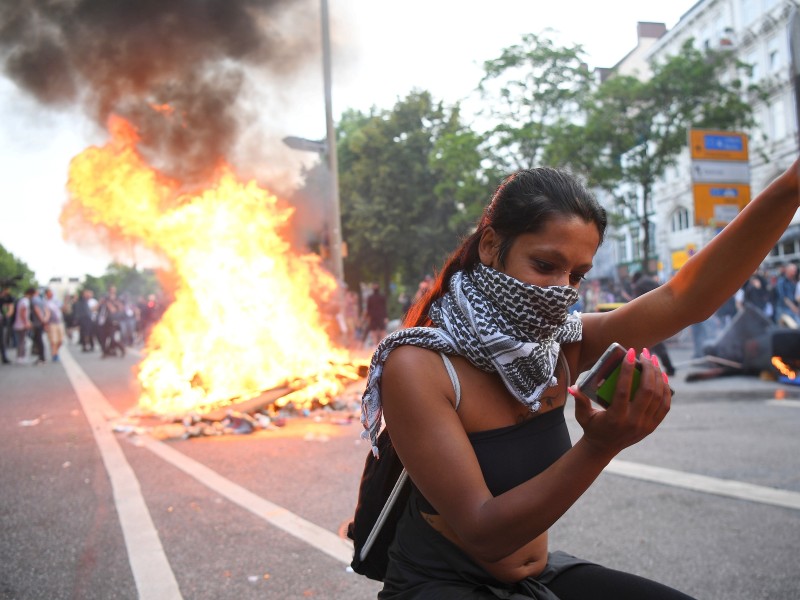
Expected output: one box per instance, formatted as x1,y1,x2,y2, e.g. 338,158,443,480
771,356,796,380
62,115,359,416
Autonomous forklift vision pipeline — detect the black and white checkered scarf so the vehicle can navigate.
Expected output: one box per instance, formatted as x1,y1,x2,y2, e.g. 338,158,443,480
360,263,583,456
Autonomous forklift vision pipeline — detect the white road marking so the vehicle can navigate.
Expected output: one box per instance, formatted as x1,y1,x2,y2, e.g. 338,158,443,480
60,346,183,599
766,399,800,408
606,459,800,511
139,436,353,564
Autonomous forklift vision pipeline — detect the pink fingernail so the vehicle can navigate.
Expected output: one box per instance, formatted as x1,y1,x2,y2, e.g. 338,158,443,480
568,386,577,396
642,348,651,360
626,348,636,364
662,372,669,383
651,355,660,367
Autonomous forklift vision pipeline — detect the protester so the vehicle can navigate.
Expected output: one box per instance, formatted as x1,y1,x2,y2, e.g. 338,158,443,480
632,272,676,374
74,289,97,352
362,283,388,348
360,160,799,598
43,288,66,362
29,288,49,365
97,287,125,358
12,288,34,364
773,262,799,327
0,284,15,365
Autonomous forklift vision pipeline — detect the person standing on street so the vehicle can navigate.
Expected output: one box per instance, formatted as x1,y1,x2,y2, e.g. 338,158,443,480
632,272,676,375
363,284,388,348
43,288,66,362
12,288,34,364
773,262,799,327
30,288,49,365
0,284,15,365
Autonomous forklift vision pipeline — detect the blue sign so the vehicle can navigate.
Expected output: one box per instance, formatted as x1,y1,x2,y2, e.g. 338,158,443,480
710,187,739,198
704,134,744,152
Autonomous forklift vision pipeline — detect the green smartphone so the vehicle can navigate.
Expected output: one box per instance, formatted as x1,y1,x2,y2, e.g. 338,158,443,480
575,342,673,407
575,342,640,408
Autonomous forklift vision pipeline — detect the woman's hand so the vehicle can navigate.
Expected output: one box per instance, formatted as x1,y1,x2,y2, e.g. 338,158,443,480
570,347,671,457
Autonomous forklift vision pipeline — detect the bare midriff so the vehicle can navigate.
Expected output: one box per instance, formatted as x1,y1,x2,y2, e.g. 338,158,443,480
421,512,549,582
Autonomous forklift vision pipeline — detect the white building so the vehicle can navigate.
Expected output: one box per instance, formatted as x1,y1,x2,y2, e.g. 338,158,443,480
603,0,800,282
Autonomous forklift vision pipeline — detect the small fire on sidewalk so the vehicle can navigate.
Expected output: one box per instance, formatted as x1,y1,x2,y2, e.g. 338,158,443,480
62,115,370,433
770,356,800,386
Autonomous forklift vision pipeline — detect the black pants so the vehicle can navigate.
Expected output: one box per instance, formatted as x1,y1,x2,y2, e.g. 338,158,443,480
79,318,95,350
545,563,695,600
652,342,675,375
31,324,46,361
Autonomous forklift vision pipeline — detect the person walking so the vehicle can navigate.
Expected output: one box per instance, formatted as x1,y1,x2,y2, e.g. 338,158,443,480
356,159,800,598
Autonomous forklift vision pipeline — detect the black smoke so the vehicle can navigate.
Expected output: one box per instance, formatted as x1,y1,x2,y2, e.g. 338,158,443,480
0,0,319,182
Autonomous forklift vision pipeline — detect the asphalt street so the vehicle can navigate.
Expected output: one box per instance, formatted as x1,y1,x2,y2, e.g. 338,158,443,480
1,336,799,600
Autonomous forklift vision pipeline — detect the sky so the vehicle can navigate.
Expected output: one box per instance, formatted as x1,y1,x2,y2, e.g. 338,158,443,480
0,0,697,284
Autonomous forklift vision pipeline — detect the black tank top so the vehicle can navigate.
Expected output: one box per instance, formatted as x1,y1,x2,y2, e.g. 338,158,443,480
413,354,573,514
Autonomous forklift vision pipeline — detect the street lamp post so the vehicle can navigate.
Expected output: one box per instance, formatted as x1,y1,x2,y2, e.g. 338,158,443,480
282,0,344,285
320,0,344,285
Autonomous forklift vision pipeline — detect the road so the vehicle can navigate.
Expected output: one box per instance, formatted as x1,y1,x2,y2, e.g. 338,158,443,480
1,340,799,599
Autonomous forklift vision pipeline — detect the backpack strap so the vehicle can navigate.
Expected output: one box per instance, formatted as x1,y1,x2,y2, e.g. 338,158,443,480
359,468,408,561
359,352,462,562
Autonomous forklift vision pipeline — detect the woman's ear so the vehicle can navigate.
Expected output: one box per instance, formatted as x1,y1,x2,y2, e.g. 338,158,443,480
478,227,499,266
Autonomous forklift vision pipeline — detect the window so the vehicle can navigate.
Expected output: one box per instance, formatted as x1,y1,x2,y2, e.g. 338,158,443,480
767,35,782,73
671,207,691,232
769,98,787,140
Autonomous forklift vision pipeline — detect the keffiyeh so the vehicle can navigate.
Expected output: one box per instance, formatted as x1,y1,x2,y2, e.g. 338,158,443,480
360,263,583,456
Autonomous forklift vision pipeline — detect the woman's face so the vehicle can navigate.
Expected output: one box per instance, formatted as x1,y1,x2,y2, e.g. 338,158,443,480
479,214,600,289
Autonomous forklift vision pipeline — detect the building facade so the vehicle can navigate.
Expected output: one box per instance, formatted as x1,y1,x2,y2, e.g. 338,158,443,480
602,0,800,283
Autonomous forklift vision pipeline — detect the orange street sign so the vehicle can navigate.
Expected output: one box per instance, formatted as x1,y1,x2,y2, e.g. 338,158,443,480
693,183,751,226
689,129,748,161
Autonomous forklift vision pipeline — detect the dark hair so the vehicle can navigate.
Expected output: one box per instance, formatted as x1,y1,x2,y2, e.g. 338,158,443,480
404,167,607,327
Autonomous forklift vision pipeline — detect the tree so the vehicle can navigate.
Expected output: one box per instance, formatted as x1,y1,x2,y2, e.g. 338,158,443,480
0,244,37,292
585,40,763,271
335,91,492,293
477,30,594,173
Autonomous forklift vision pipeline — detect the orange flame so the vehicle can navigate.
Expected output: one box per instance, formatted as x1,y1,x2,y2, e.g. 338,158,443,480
771,356,796,380
63,115,359,416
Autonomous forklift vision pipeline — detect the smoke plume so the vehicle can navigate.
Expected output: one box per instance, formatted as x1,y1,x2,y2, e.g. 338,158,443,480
0,0,320,181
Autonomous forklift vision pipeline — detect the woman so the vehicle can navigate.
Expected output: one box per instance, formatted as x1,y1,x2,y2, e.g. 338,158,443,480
359,161,799,599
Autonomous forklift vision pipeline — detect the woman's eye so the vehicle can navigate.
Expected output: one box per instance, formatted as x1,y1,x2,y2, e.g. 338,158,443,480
533,260,556,273
569,273,586,286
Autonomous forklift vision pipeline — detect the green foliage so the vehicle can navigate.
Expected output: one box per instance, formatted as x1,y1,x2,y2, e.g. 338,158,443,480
0,244,37,292
335,91,493,291
478,30,594,172
87,262,161,299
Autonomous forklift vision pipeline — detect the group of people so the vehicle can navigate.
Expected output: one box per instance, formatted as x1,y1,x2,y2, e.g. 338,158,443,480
0,285,164,365
0,286,66,365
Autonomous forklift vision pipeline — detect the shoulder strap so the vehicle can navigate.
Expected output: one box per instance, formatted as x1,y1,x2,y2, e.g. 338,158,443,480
359,468,407,561
558,350,571,386
439,353,462,410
